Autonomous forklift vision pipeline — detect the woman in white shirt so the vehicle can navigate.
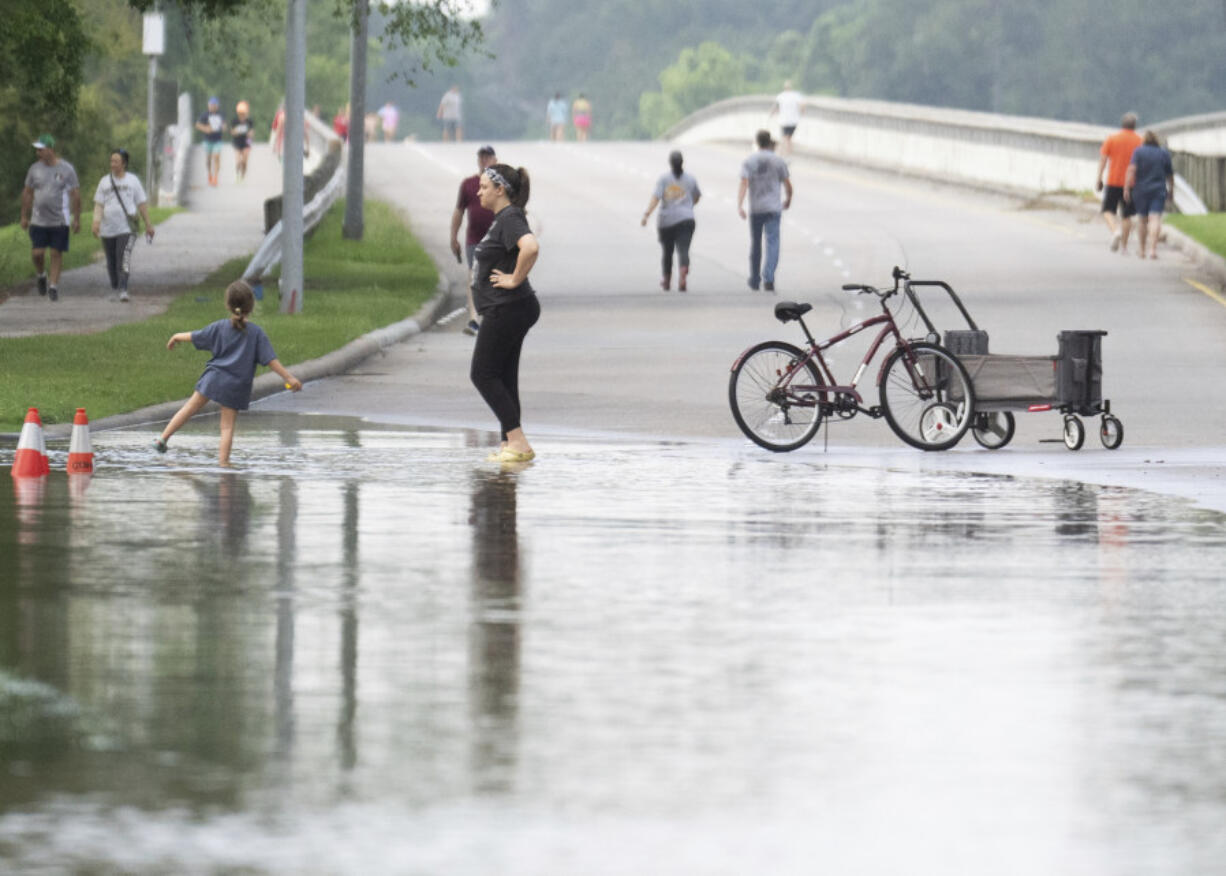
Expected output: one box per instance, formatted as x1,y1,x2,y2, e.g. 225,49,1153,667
91,148,155,302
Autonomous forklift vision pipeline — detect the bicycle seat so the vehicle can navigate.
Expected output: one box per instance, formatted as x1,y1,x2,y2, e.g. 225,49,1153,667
774,301,813,323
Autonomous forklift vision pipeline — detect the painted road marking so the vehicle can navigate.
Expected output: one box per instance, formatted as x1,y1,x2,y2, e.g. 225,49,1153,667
1183,276,1226,308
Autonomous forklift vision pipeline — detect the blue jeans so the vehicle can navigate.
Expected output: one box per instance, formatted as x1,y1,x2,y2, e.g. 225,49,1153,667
748,212,781,287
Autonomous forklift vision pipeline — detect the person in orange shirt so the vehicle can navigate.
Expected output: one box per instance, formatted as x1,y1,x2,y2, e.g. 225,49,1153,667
1096,112,1143,254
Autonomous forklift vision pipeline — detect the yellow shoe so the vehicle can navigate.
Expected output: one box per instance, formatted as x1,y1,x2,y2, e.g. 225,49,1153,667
485,449,504,462
497,448,535,463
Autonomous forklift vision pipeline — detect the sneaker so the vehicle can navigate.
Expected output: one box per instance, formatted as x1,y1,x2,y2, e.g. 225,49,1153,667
119,290,130,302
153,438,167,453
463,319,480,336
36,274,47,296
1109,232,1122,252
48,286,58,302
764,282,775,292
748,280,760,292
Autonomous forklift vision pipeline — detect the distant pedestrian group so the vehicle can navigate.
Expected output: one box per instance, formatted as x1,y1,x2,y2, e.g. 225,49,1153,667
546,92,593,141
1097,112,1174,259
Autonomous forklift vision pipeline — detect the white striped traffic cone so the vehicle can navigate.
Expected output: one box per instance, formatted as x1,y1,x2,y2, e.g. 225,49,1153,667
67,408,94,475
11,407,51,478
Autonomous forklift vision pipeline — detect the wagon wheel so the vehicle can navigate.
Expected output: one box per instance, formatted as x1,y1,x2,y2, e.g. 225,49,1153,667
1100,415,1124,450
1062,415,1085,451
972,411,1015,450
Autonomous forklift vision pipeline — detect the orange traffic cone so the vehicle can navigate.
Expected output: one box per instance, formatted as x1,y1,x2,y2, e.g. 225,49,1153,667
11,407,51,478
67,408,94,475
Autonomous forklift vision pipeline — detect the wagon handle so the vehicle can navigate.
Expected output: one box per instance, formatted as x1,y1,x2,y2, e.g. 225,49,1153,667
906,279,980,333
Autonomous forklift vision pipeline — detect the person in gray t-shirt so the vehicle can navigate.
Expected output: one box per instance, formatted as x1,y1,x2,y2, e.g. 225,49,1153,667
20,134,81,302
737,130,792,292
641,150,702,291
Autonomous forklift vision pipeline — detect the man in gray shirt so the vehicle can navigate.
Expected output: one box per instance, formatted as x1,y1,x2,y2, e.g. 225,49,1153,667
737,129,792,292
21,134,81,302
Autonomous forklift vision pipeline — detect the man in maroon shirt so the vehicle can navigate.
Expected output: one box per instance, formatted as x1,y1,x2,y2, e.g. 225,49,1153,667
450,145,498,335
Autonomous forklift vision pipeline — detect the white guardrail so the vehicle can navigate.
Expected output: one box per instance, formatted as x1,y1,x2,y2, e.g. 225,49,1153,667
667,95,1210,215
242,111,346,284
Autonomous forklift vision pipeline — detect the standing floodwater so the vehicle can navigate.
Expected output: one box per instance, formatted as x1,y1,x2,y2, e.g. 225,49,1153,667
2,417,1225,874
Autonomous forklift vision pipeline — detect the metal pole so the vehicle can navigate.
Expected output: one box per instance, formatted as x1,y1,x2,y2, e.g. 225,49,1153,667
281,0,306,314
343,0,368,240
146,55,158,207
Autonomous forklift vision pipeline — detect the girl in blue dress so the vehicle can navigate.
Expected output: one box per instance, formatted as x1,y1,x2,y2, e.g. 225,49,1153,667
155,280,301,466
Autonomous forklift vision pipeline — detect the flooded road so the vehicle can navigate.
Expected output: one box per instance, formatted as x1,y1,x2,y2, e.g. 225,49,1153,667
2,415,1225,874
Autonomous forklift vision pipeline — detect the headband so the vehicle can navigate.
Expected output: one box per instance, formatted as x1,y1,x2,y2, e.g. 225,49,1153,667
484,167,514,195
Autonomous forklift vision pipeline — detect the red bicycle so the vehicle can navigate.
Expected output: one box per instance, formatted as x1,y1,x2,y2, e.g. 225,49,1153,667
729,266,976,451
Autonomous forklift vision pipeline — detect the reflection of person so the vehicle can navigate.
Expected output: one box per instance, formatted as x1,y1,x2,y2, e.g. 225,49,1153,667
737,130,792,292
450,145,499,335
20,134,80,303
230,101,254,181
641,150,701,292
437,86,463,142
377,101,400,142
156,280,302,467
546,93,568,141
571,93,592,142
1096,112,1142,254
1125,130,1175,261
196,96,226,186
769,80,804,155
91,148,155,303
470,165,541,464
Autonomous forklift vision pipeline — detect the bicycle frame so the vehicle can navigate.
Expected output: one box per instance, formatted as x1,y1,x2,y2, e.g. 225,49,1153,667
772,304,910,416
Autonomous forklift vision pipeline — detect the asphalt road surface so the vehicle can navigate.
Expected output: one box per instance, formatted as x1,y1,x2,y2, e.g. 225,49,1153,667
267,140,1226,509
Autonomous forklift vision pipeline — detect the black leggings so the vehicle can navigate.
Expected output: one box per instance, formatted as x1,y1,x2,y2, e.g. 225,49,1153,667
658,219,695,276
102,234,138,291
470,294,541,440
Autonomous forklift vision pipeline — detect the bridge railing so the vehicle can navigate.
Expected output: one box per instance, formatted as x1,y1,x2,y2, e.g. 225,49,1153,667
667,95,1213,214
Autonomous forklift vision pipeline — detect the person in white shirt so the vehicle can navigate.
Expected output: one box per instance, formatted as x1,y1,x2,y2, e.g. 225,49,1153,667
770,81,805,156
91,148,155,302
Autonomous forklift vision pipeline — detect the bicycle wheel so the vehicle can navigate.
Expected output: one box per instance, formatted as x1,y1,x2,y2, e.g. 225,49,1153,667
729,341,825,452
878,342,975,451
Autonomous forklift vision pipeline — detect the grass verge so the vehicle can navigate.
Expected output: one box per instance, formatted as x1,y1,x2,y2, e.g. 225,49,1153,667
1166,213,1226,259
0,199,438,432
0,207,182,289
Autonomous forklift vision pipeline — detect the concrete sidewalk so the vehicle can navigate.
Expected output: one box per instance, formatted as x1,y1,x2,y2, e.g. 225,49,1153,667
0,144,281,338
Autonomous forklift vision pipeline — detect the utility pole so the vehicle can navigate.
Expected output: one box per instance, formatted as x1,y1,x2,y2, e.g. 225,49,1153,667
281,0,306,314
343,0,368,240
142,7,165,207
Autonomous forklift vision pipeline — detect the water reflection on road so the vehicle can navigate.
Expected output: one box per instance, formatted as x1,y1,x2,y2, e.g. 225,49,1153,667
1,416,1224,874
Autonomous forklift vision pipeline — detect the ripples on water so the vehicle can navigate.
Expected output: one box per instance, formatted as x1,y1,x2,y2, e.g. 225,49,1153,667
1,417,1224,874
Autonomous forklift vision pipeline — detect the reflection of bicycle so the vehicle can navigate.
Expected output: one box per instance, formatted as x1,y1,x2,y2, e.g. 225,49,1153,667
729,266,976,452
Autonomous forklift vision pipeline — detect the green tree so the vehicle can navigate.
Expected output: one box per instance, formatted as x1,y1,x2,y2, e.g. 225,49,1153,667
639,42,749,136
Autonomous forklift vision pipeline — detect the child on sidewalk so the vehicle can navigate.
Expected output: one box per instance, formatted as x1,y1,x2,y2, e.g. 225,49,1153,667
155,280,301,466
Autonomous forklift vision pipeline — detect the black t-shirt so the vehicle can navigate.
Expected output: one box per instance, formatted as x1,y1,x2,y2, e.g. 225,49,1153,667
230,116,254,148
198,111,224,143
472,205,535,314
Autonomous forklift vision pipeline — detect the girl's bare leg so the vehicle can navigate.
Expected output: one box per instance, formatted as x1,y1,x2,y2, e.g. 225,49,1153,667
160,392,210,443
218,406,238,467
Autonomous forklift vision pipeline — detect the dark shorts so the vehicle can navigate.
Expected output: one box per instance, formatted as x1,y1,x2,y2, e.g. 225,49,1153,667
1101,186,1136,218
782,125,798,137
1132,188,1167,217
29,225,70,252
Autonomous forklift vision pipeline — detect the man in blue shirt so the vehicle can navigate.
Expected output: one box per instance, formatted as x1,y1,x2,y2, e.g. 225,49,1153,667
737,130,792,292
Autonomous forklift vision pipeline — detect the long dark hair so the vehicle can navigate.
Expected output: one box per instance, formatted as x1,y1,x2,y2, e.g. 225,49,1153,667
226,280,255,330
669,150,684,179
490,163,531,211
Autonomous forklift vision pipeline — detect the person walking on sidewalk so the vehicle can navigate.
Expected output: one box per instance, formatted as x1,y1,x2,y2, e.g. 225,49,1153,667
230,101,255,181
1125,130,1175,261
196,96,226,185
20,134,80,303
450,144,499,335
737,129,792,292
156,280,301,467
641,150,701,292
1096,112,1142,254
91,148,155,303
769,81,805,156
546,93,568,142
470,164,541,464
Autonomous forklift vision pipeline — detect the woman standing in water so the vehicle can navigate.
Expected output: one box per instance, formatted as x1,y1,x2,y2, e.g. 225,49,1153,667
470,164,541,463
641,150,700,291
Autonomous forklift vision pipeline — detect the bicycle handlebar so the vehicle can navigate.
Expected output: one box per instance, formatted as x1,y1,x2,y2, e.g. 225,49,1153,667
843,266,911,298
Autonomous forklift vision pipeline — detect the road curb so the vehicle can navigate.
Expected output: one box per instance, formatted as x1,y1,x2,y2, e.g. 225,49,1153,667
23,274,456,442
1159,224,1226,288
